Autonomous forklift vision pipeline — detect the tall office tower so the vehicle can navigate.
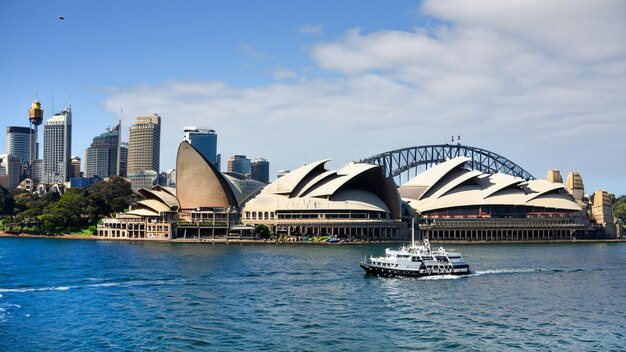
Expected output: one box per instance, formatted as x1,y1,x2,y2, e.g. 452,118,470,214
43,107,72,184
250,158,270,184
227,155,251,176
128,114,160,176
6,126,36,163
71,156,81,178
119,142,128,177
183,126,218,167
85,122,121,178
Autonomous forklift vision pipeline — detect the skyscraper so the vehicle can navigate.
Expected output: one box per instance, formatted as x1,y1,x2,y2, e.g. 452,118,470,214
119,142,128,177
43,107,72,184
250,158,270,184
85,122,121,178
128,114,160,176
227,155,251,176
183,126,218,167
6,126,36,163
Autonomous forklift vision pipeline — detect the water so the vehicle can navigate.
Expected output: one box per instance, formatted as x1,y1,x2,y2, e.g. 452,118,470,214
1,238,625,351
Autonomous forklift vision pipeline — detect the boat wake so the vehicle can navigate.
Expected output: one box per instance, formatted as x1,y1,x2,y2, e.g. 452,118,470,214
472,268,540,276
0,279,172,294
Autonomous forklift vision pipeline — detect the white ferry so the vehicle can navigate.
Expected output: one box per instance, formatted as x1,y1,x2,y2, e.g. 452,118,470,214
360,221,470,277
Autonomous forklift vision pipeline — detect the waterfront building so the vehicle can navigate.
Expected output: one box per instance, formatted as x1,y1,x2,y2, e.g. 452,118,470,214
127,114,160,176
97,185,178,240
241,159,404,240
43,107,72,184
250,158,270,184
6,126,36,164
183,126,218,168
71,156,81,178
399,157,602,241
85,123,121,178
227,155,250,176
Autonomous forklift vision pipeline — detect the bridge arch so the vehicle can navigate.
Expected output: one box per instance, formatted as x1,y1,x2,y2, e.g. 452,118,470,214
358,144,535,184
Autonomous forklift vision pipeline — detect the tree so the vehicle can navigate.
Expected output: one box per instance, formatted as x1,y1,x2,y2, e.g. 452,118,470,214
41,189,88,232
86,176,135,223
0,186,15,215
255,224,271,239
614,195,626,223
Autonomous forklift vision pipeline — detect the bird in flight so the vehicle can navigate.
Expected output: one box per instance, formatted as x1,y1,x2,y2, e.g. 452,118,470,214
59,16,64,21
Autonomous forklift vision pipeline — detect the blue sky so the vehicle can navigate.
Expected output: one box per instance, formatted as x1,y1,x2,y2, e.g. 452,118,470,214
1,0,625,195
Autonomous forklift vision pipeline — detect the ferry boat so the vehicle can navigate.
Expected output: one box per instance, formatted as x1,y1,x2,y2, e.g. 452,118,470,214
360,220,470,277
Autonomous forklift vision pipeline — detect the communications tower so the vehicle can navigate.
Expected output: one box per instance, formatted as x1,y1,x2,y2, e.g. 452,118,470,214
28,100,43,166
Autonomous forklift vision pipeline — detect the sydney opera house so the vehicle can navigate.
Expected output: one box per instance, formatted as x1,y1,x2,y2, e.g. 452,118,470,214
97,142,619,241
240,159,404,240
399,157,601,241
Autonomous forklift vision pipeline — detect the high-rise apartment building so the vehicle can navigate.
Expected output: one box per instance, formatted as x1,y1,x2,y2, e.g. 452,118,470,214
128,114,160,176
85,123,121,178
43,107,72,184
250,158,270,184
6,126,36,163
227,155,251,176
183,126,218,167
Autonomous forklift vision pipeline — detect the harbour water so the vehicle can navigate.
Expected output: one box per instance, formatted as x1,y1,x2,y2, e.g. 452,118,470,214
1,238,625,350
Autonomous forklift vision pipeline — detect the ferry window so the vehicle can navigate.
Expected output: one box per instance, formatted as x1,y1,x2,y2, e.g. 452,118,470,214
252,212,257,219
264,212,269,220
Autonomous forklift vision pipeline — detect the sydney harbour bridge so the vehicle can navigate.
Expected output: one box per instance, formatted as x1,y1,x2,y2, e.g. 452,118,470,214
359,144,535,184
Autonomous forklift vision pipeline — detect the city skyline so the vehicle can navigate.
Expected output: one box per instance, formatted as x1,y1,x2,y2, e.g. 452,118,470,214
1,1,625,194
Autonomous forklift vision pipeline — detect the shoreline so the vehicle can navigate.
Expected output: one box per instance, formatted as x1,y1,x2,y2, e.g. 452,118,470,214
2,232,625,244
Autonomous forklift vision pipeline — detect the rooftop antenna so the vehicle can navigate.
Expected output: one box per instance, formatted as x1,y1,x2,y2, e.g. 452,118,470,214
51,89,55,115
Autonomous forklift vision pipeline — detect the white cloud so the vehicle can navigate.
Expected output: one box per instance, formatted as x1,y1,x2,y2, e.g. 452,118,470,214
273,69,297,80
104,0,626,194
297,24,323,35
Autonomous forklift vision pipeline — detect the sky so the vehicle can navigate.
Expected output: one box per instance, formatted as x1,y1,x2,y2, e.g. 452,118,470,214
1,0,625,195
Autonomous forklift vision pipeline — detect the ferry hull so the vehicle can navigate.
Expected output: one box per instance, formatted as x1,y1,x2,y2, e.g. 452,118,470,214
360,262,470,278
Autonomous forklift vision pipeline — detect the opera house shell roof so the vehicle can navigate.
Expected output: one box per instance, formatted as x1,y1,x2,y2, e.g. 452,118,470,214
243,159,401,218
399,157,581,213
124,186,179,217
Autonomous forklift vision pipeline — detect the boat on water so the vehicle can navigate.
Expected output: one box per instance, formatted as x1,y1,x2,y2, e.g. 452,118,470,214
325,235,341,243
360,220,470,277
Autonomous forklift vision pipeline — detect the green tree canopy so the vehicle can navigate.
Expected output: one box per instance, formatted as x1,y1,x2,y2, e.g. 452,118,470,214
614,195,626,224
41,189,89,232
0,186,15,215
